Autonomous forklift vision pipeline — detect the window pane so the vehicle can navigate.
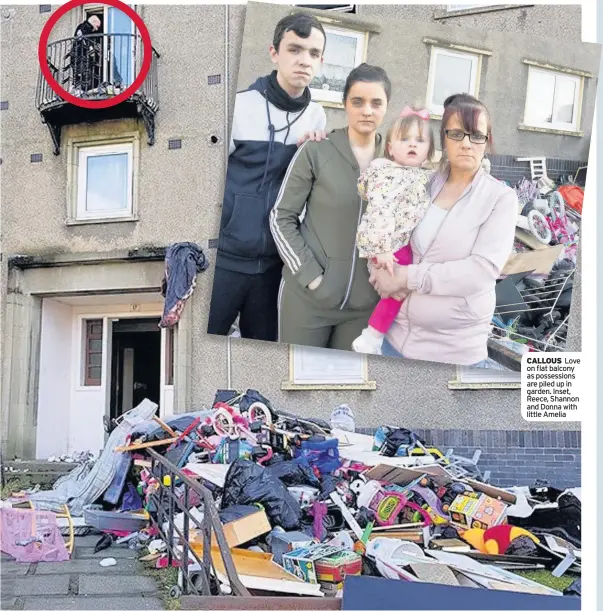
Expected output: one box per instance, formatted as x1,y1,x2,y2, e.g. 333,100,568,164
433,53,473,106
83,319,103,386
87,366,102,382
525,70,555,125
552,75,576,124
86,153,128,211
108,8,133,86
88,353,102,367
310,33,357,94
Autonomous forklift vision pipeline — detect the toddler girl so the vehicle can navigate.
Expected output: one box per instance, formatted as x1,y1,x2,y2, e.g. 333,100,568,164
352,106,436,355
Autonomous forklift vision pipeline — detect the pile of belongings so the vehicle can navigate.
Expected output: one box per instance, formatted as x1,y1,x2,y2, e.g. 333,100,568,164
105,391,580,600
2,392,581,605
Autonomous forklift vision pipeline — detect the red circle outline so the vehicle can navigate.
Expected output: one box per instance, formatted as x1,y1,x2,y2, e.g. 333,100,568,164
38,0,152,110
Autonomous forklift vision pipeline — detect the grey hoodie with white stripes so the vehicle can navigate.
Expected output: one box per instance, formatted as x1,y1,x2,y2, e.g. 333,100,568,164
270,127,384,312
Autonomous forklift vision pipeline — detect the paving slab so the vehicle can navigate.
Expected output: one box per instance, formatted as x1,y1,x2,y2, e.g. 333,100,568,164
35,558,138,574
79,575,158,596
0,562,30,576
2,574,70,596
0,597,19,610
22,595,165,610
76,546,139,560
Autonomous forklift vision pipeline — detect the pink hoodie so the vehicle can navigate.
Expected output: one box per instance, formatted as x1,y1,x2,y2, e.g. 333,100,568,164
386,167,518,365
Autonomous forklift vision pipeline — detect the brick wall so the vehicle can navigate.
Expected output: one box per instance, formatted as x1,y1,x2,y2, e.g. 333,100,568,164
359,428,581,489
489,154,586,187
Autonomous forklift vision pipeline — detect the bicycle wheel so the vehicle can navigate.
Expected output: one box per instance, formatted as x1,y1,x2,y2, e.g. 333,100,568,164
549,191,566,223
527,209,552,245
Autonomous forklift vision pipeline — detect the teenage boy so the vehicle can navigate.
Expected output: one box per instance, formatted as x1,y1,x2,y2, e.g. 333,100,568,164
207,13,327,341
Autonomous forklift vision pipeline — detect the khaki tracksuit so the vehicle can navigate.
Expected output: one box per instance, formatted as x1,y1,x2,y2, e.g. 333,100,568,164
269,128,384,350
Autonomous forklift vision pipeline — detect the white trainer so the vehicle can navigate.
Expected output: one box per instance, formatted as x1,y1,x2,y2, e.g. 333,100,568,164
352,329,383,355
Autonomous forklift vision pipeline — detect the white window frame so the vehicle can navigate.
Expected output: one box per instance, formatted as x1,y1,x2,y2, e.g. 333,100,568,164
76,142,134,220
523,66,582,133
449,359,521,390
426,47,480,116
309,25,368,107
282,344,376,390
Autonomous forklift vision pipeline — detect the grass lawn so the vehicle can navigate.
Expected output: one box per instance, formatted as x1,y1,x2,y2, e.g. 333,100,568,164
517,569,577,592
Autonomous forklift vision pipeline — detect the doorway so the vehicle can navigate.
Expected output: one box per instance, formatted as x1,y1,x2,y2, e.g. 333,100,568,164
109,317,161,420
83,3,136,87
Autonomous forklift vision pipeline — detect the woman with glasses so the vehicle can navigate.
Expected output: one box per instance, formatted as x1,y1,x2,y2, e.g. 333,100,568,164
369,93,518,365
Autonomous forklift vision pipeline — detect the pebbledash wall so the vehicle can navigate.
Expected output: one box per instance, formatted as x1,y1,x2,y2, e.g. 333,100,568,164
0,4,581,487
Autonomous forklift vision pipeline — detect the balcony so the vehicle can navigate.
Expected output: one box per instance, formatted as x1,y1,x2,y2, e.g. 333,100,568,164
36,33,159,155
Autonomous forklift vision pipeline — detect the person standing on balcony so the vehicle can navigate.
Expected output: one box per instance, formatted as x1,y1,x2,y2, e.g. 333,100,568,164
70,15,102,95
207,13,328,341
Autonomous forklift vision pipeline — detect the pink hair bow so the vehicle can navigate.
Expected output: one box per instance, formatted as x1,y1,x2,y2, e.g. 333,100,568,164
400,105,430,120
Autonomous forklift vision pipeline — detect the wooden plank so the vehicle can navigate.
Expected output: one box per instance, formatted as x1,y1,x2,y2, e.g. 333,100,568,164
515,228,548,250
115,438,175,453
152,415,178,438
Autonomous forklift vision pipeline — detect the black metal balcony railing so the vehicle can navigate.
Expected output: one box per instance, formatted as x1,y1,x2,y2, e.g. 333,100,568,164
36,33,159,154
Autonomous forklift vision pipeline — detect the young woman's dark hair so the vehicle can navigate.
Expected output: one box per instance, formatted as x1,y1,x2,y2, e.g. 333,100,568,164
273,13,326,54
342,63,392,104
440,93,494,152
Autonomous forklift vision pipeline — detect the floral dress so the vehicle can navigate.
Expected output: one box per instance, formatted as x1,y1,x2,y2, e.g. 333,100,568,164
356,158,434,259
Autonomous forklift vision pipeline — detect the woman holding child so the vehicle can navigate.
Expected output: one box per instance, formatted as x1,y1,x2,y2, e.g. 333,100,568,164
271,65,517,363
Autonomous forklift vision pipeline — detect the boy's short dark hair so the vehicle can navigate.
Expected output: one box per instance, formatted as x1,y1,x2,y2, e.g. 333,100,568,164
273,13,326,54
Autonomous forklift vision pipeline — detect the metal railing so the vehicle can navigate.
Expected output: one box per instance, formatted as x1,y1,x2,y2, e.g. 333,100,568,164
146,448,249,598
36,33,159,110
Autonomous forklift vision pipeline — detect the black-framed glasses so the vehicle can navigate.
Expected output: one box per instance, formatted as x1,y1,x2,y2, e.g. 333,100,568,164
445,129,488,144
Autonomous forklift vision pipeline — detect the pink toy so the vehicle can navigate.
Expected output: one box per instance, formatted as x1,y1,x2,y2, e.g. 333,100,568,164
0,507,70,563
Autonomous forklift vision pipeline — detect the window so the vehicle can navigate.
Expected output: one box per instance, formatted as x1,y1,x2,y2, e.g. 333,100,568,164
282,345,375,389
83,4,135,88
309,25,367,106
76,143,133,220
82,319,103,386
67,134,139,224
449,358,521,389
165,327,175,386
523,67,582,132
426,47,479,116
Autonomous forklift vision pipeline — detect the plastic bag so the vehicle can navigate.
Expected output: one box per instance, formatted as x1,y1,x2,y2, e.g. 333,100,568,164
266,457,321,487
221,460,301,530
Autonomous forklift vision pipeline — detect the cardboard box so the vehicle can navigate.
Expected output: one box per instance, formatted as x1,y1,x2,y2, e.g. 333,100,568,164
283,544,345,584
190,508,271,549
271,530,314,564
449,492,508,530
220,509,271,548
315,549,362,583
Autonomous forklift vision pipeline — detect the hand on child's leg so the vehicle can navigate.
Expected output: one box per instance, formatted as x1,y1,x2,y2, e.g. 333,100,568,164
374,251,395,276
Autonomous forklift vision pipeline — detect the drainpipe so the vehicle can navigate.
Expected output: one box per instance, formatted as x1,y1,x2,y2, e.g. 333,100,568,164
224,4,232,391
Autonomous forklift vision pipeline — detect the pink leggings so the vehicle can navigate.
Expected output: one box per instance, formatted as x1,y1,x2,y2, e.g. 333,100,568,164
368,244,413,334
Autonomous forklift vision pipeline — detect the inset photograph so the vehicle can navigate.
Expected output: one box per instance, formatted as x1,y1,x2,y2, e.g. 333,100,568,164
207,1,598,371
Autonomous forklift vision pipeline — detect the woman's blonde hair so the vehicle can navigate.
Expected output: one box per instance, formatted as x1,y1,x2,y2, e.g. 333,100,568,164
384,108,435,163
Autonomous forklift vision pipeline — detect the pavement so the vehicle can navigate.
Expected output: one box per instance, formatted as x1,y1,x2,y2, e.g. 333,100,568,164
1,536,165,610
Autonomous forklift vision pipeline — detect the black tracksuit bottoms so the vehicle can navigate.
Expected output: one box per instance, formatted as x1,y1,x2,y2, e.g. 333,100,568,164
207,264,282,341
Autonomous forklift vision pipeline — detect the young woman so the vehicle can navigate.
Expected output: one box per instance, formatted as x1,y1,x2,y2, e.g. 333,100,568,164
270,64,391,350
